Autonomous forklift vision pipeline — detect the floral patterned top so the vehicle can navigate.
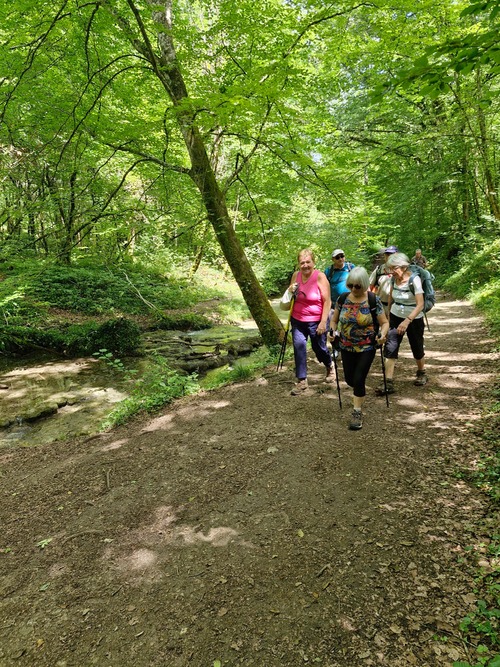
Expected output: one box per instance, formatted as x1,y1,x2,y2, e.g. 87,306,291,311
336,295,384,353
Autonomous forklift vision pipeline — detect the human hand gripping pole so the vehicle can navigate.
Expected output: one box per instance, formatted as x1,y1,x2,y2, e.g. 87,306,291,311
276,290,296,372
377,334,390,408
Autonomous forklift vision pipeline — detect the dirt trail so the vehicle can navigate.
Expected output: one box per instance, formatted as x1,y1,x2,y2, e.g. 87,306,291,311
0,293,498,667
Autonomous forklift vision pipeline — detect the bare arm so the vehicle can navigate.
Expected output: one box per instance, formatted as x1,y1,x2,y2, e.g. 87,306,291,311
316,272,331,334
287,271,299,294
377,311,389,343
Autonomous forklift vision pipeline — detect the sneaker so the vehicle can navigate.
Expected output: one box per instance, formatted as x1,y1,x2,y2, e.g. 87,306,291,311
291,379,308,395
414,370,428,386
325,364,335,383
349,409,363,430
375,379,395,396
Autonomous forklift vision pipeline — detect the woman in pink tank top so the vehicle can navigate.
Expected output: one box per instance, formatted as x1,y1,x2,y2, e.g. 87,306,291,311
284,249,334,395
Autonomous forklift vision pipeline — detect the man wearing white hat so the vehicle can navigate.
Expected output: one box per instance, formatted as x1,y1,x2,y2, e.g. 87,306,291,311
324,249,355,305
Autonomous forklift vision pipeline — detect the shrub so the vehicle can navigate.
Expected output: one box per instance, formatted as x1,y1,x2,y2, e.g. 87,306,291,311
91,318,141,355
0,325,66,353
155,313,212,331
0,318,141,357
261,258,295,296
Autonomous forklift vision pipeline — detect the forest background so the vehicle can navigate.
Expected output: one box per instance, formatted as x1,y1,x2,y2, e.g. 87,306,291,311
1,0,500,348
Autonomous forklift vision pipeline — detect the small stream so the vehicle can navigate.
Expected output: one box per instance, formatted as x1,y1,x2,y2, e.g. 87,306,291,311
0,317,275,448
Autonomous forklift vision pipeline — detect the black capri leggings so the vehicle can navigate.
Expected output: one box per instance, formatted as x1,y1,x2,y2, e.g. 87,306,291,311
384,314,425,360
340,348,377,398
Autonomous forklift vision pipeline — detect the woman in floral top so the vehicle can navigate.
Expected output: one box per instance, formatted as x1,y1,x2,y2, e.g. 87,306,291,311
330,267,389,430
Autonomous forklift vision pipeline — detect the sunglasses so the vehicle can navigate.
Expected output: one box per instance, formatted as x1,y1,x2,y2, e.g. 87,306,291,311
346,283,362,289
333,254,345,259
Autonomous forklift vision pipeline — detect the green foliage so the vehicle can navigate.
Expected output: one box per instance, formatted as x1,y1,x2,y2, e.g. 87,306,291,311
214,297,251,324
24,265,204,315
0,325,66,353
202,362,254,390
0,318,141,356
442,240,500,339
92,349,139,379
101,355,199,428
455,380,500,667
91,318,141,356
155,313,212,331
260,258,295,297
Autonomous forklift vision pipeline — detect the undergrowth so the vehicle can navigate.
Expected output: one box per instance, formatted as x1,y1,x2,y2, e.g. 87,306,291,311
454,380,500,667
100,354,200,429
443,239,500,341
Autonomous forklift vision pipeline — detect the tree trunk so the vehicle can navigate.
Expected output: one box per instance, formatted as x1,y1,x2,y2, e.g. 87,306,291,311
104,0,284,346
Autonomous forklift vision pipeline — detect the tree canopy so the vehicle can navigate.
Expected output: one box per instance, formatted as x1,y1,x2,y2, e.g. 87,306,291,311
1,0,499,342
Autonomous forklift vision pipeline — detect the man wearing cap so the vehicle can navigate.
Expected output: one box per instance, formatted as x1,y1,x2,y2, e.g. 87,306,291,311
369,246,398,317
325,249,355,305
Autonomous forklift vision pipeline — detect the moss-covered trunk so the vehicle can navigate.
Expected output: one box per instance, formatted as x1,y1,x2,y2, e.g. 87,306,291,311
115,0,284,346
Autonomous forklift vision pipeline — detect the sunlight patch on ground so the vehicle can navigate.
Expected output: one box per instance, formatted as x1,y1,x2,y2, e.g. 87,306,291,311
430,315,482,326
434,374,494,389
101,438,128,451
2,359,96,378
118,548,157,571
141,400,232,433
106,505,246,582
171,526,239,546
394,397,422,408
425,350,498,362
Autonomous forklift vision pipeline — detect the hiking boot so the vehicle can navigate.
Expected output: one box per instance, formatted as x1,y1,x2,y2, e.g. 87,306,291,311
325,364,335,383
414,370,428,386
349,409,363,430
375,379,395,396
291,379,308,395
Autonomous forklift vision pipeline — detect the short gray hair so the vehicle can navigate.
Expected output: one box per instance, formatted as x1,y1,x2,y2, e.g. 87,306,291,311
347,266,370,291
387,252,410,269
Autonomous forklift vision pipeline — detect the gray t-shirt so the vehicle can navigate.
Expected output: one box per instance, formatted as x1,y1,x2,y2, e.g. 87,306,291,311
390,275,424,319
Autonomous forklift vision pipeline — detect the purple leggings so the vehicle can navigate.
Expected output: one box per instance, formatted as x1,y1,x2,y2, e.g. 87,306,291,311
291,317,332,380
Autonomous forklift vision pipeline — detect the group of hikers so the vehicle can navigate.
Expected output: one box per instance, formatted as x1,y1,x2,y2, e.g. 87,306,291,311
281,246,430,431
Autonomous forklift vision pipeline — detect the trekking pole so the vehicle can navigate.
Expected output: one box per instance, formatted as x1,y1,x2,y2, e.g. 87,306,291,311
276,296,295,371
331,333,342,410
378,338,389,408
424,312,431,332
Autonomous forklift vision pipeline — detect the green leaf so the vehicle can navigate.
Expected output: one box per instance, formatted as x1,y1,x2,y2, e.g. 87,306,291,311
460,3,488,17
455,61,476,74
36,538,53,549
488,656,500,667
213,661,222,667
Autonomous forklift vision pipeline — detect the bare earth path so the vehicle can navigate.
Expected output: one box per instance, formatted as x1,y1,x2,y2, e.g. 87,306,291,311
0,294,498,666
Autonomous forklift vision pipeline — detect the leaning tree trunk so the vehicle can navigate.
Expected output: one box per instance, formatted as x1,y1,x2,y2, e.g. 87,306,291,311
104,0,284,347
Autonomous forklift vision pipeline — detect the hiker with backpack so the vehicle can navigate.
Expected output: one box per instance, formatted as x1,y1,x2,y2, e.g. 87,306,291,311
287,249,334,395
411,249,428,268
325,249,355,304
329,267,389,430
375,252,428,396
369,245,398,317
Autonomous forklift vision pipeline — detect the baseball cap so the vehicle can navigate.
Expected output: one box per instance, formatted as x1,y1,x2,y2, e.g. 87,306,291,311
383,245,398,254
331,249,345,258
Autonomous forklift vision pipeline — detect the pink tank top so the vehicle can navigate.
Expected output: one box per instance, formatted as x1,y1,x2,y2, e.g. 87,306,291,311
292,269,323,322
